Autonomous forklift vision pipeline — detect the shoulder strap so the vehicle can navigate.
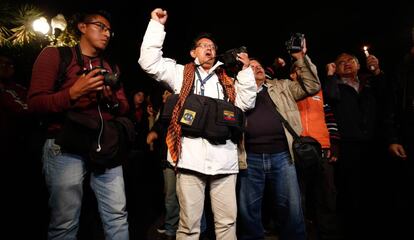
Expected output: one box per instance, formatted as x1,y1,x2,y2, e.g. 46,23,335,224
55,46,73,91
274,108,301,140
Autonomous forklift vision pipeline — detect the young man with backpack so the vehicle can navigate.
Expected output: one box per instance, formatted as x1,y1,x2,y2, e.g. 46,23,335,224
28,9,130,240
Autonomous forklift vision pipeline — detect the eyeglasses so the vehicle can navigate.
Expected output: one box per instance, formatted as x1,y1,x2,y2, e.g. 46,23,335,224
196,43,216,50
336,58,357,66
85,21,114,37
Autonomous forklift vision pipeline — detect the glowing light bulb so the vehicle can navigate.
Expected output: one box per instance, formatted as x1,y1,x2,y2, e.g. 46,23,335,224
33,17,50,35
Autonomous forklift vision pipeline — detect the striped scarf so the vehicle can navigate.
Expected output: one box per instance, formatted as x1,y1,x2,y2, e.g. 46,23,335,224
166,62,236,163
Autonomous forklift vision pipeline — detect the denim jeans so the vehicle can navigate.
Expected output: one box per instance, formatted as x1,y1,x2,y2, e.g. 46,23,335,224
43,139,129,240
163,167,179,236
237,151,306,240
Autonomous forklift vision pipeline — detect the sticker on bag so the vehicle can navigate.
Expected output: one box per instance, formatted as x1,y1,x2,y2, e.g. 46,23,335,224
223,110,236,121
180,109,196,126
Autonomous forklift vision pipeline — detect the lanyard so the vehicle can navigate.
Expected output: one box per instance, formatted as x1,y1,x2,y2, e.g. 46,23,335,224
195,68,215,96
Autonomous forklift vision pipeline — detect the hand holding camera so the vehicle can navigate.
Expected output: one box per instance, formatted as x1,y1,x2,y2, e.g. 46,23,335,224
69,68,105,101
285,33,307,59
87,66,121,105
237,52,250,70
92,67,120,90
69,66,120,101
219,46,248,77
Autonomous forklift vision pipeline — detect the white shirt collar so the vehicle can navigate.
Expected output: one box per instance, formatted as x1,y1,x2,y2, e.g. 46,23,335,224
194,58,223,74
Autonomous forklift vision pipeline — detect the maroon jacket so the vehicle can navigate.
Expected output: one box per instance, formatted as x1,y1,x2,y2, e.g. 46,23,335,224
28,47,129,133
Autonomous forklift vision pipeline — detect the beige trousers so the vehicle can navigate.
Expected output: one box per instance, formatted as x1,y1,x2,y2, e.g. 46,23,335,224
176,171,237,240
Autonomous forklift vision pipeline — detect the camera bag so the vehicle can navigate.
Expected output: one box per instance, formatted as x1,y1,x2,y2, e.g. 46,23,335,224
161,93,245,144
178,94,211,138
261,92,321,168
272,107,321,169
55,111,135,170
160,93,179,122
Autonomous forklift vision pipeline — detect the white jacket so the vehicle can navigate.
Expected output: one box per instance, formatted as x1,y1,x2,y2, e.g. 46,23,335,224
139,20,257,175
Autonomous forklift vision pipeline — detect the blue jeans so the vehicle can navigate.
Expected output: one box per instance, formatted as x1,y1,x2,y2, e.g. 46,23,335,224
43,139,129,240
237,151,306,240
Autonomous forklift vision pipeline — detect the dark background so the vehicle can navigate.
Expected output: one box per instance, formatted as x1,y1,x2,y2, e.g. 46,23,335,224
5,1,414,238
12,0,414,97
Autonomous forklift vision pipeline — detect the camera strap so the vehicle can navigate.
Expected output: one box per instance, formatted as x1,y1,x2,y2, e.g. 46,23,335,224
195,68,215,96
74,44,117,75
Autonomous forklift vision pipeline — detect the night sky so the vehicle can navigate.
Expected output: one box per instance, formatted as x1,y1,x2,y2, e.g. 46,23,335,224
13,0,414,100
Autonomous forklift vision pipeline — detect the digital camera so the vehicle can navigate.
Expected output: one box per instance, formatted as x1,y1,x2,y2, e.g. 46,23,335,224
219,46,248,77
285,33,305,53
88,66,120,90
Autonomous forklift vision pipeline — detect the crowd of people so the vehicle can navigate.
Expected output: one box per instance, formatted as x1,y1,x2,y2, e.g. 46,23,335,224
1,7,412,240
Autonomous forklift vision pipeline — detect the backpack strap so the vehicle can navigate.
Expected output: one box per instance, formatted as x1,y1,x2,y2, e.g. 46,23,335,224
55,46,73,91
55,45,119,91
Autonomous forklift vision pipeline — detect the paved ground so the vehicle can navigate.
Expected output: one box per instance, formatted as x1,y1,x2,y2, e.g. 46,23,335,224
146,215,280,240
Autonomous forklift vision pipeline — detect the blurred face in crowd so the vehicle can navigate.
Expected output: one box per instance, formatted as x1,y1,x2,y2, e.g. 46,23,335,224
335,53,360,78
78,14,112,51
250,59,266,87
133,91,145,107
190,37,217,70
0,56,15,82
147,103,155,116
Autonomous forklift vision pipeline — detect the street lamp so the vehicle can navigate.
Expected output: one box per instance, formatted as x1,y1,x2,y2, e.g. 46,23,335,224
32,14,68,46
51,14,67,38
32,17,50,35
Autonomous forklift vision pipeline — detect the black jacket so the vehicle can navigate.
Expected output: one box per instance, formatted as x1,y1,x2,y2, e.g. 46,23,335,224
323,72,388,142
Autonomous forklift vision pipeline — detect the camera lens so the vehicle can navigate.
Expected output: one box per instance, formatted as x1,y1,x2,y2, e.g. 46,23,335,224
103,72,120,89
